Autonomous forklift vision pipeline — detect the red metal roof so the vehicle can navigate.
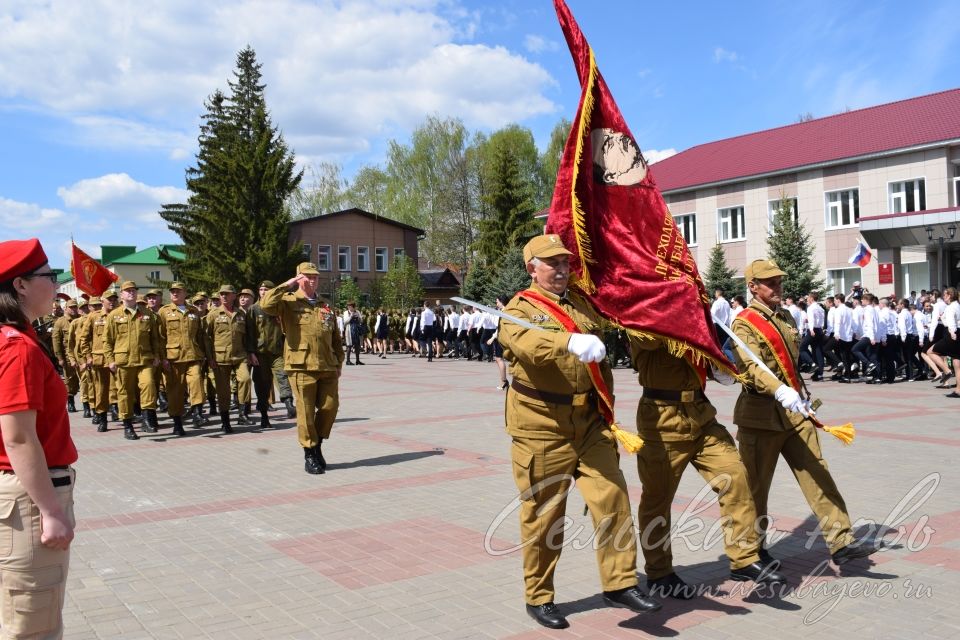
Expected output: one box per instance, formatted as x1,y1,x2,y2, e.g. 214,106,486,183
650,88,960,193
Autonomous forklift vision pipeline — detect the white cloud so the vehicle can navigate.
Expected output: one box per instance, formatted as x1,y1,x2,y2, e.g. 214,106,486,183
57,174,188,229
713,47,739,63
0,0,557,163
646,148,678,164
524,34,559,54
0,197,72,237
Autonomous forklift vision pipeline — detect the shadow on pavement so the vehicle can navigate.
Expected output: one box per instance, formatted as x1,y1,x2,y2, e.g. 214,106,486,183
325,449,444,470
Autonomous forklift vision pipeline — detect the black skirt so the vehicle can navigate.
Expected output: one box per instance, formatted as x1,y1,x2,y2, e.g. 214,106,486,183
933,331,960,358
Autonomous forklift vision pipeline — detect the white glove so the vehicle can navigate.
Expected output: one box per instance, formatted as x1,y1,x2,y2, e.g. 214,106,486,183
710,363,736,386
567,333,607,363
774,385,809,416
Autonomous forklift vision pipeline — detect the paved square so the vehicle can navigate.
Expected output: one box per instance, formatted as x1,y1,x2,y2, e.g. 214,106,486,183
64,355,958,638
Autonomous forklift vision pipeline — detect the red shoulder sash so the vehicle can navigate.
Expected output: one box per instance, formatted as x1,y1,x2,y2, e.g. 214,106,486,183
734,308,802,391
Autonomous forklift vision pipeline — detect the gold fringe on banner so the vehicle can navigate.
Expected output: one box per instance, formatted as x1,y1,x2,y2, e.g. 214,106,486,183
569,49,598,295
609,423,643,453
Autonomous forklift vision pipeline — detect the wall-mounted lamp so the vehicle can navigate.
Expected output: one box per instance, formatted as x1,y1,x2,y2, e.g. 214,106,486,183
926,226,934,241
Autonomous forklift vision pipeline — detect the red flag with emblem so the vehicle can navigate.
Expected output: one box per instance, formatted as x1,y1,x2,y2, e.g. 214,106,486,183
70,242,119,296
546,0,735,374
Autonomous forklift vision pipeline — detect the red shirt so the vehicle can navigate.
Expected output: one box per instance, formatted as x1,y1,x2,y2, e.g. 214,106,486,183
0,324,78,470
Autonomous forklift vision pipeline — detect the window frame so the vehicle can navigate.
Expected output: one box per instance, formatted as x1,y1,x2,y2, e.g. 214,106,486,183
888,177,926,214
717,205,746,243
824,188,860,229
673,213,697,246
316,245,332,271
375,247,388,272
767,197,798,236
301,243,312,261
394,247,405,260
356,246,370,272
338,245,351,272
953,176,960,208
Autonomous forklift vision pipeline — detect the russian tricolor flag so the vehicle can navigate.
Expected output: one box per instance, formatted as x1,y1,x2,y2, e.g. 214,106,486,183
848,240,872,267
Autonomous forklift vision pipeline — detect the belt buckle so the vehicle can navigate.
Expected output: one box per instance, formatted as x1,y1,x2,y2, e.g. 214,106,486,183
680,390,695,403
572,392,588,406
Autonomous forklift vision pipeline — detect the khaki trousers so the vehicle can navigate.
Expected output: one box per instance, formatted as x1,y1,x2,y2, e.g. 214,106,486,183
637,420,760,580
77,366,93,404
736,422,853,553
163,361,204,417
116,365,158,420
511,425,638,606
213,362,250,417
0,468,75,640
60,363,79,395
288,370,339,447
91,366,112,414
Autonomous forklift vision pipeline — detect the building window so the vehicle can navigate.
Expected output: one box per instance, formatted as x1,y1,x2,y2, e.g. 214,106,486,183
317,245,331,271
673,214,697,246
301,244,312,261
375,247,388,272
826,268,861,296
767,198,798,235
357,246,370,272
889,178,926,214
825,189,859,229
953,175,960,208
394,247,404,260
338,246,351,272
148,270,161,281
717,206,745,242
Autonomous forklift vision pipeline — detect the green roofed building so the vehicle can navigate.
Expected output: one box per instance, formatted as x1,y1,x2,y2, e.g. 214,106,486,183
57,244,185,300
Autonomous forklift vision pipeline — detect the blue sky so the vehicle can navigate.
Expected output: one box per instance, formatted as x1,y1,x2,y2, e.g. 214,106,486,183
1,0,957,268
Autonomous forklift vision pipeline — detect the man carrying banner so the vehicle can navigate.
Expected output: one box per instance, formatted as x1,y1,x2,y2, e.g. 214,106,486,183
499,234,660,630
731,259,878,565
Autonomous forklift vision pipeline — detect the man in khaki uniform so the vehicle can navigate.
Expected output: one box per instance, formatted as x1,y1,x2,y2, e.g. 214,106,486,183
260,263,343,474
498,235,659,630
250,280,295,428
80,294,117,429
205,285,254,433
105,281,161,440
145,288,167,411
193,292,219,418
69,298,94,418
629,338,785,600
158,282,208,436
52,298,80,412
731,259,878,565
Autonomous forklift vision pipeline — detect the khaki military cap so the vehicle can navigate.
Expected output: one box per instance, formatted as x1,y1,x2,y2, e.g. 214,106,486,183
259,280,275,289
120,280,137,291
146,288,162,297
522,234,573,264
78,298,90,308
218,284,236,294
89,296,102,305
745,259,787,282
194,291,208,299
297,262,321,275
65,299,78,308
103,289,119,299
169,281,187,291
136,295,146,304
191,295,205,304
239,288,255,297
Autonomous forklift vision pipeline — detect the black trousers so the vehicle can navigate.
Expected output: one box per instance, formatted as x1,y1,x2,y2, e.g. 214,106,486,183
881,335,901,382
901,334,920,378
851,337,879,376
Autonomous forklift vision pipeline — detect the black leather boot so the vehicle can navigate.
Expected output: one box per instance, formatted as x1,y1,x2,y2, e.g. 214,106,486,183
171,415,186,437
209,397,218,416
220,414,233,434
123,419,139,440
304,447,323,475
283,397,296,419
192,404,210,428
237,403,251,426
110,403,119,422
82,402,91,418
97,413,108,432
231,393,239,410
92,411,101,425
259,409,271,429
314,442,327,472
143,409,159,433
67,395,77,412
157,391,168,413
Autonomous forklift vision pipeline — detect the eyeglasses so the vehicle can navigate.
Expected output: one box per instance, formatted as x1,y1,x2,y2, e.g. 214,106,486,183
25,271,58,284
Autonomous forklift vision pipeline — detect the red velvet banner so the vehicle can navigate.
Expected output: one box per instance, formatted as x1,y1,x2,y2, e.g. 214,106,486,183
547,0,735,374
70,242,119,296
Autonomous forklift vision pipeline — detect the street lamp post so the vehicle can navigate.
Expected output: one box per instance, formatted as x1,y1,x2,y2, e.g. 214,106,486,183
926,224,957,290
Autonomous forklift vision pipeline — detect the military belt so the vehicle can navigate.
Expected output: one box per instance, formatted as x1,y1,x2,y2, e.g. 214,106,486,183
510,380,593,406
641,388,706,403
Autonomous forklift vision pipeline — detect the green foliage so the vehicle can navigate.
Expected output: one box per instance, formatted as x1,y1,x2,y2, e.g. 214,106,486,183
381,255,424,310
287,162,348,219
336,277,364,309
540,118,571,204
476,139,540,266
705,243,739,300
461,262,495,304
160,47,303,292
487,246,532,302
767,194,824,298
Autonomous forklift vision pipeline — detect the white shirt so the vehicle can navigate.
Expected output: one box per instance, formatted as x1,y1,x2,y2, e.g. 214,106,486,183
470,310,483,329
930,299,948,341
731,305,743,319
913,309,928,345
710,297,732,327
458,311,471,332
420,307,436,331
807,302,825,330
879,307,897,336
943,301,960,334
833,304,854,342
786,304,804,332
445,311,459,332
800,310,809,335
897,308,916,340
852,304,864,339
861,305,882,342
481,311,498,331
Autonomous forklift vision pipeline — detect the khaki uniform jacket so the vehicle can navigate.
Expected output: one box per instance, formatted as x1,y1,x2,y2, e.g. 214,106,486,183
249,304,284,354
259,286,343,372
499,284,612,440
80,309,111,366
731,300,806,431
630,337,717,442
104,306,161,367
204,306,254,365
157,303,205,363
67,314,85,365
51,315,74,363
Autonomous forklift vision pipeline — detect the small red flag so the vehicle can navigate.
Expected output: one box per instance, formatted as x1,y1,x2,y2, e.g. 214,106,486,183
70,242,118,296
547,0,735,373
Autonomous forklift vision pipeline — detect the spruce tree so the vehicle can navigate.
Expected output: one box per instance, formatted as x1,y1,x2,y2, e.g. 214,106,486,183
159,47,303,291
381,256,424,310
476,141,540,267
767,195,824,298
487,246,531,302
705,243,738,300
461,262,495,304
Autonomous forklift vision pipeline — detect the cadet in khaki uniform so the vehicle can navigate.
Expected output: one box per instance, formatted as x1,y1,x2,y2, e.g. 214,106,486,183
105,281,161,440
498,235,659,630
80,294,116,429
69,298,95,418
158,282,208,436
259,263,343,475
205,285,254,433
250,280,295,428
194,292,219,417
52,298,81,412
732,259,878,565
630,337,784,600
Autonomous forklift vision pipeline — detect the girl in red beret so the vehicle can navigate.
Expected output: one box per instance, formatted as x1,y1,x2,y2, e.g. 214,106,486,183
0,238,78,638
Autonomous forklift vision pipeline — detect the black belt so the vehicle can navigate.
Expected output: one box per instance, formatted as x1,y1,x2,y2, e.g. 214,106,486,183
52,476,71,487
642,388,706,403
510,380,594,406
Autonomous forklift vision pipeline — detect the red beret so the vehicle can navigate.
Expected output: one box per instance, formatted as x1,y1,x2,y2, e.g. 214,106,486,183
0,238,48,283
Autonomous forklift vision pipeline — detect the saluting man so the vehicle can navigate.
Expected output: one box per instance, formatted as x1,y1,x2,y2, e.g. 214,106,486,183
260,262,343,475
250,280,296,427
498,234,660,630
204,285,255,433
104,281,161,440
731,259,879,565
158,282,208,435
